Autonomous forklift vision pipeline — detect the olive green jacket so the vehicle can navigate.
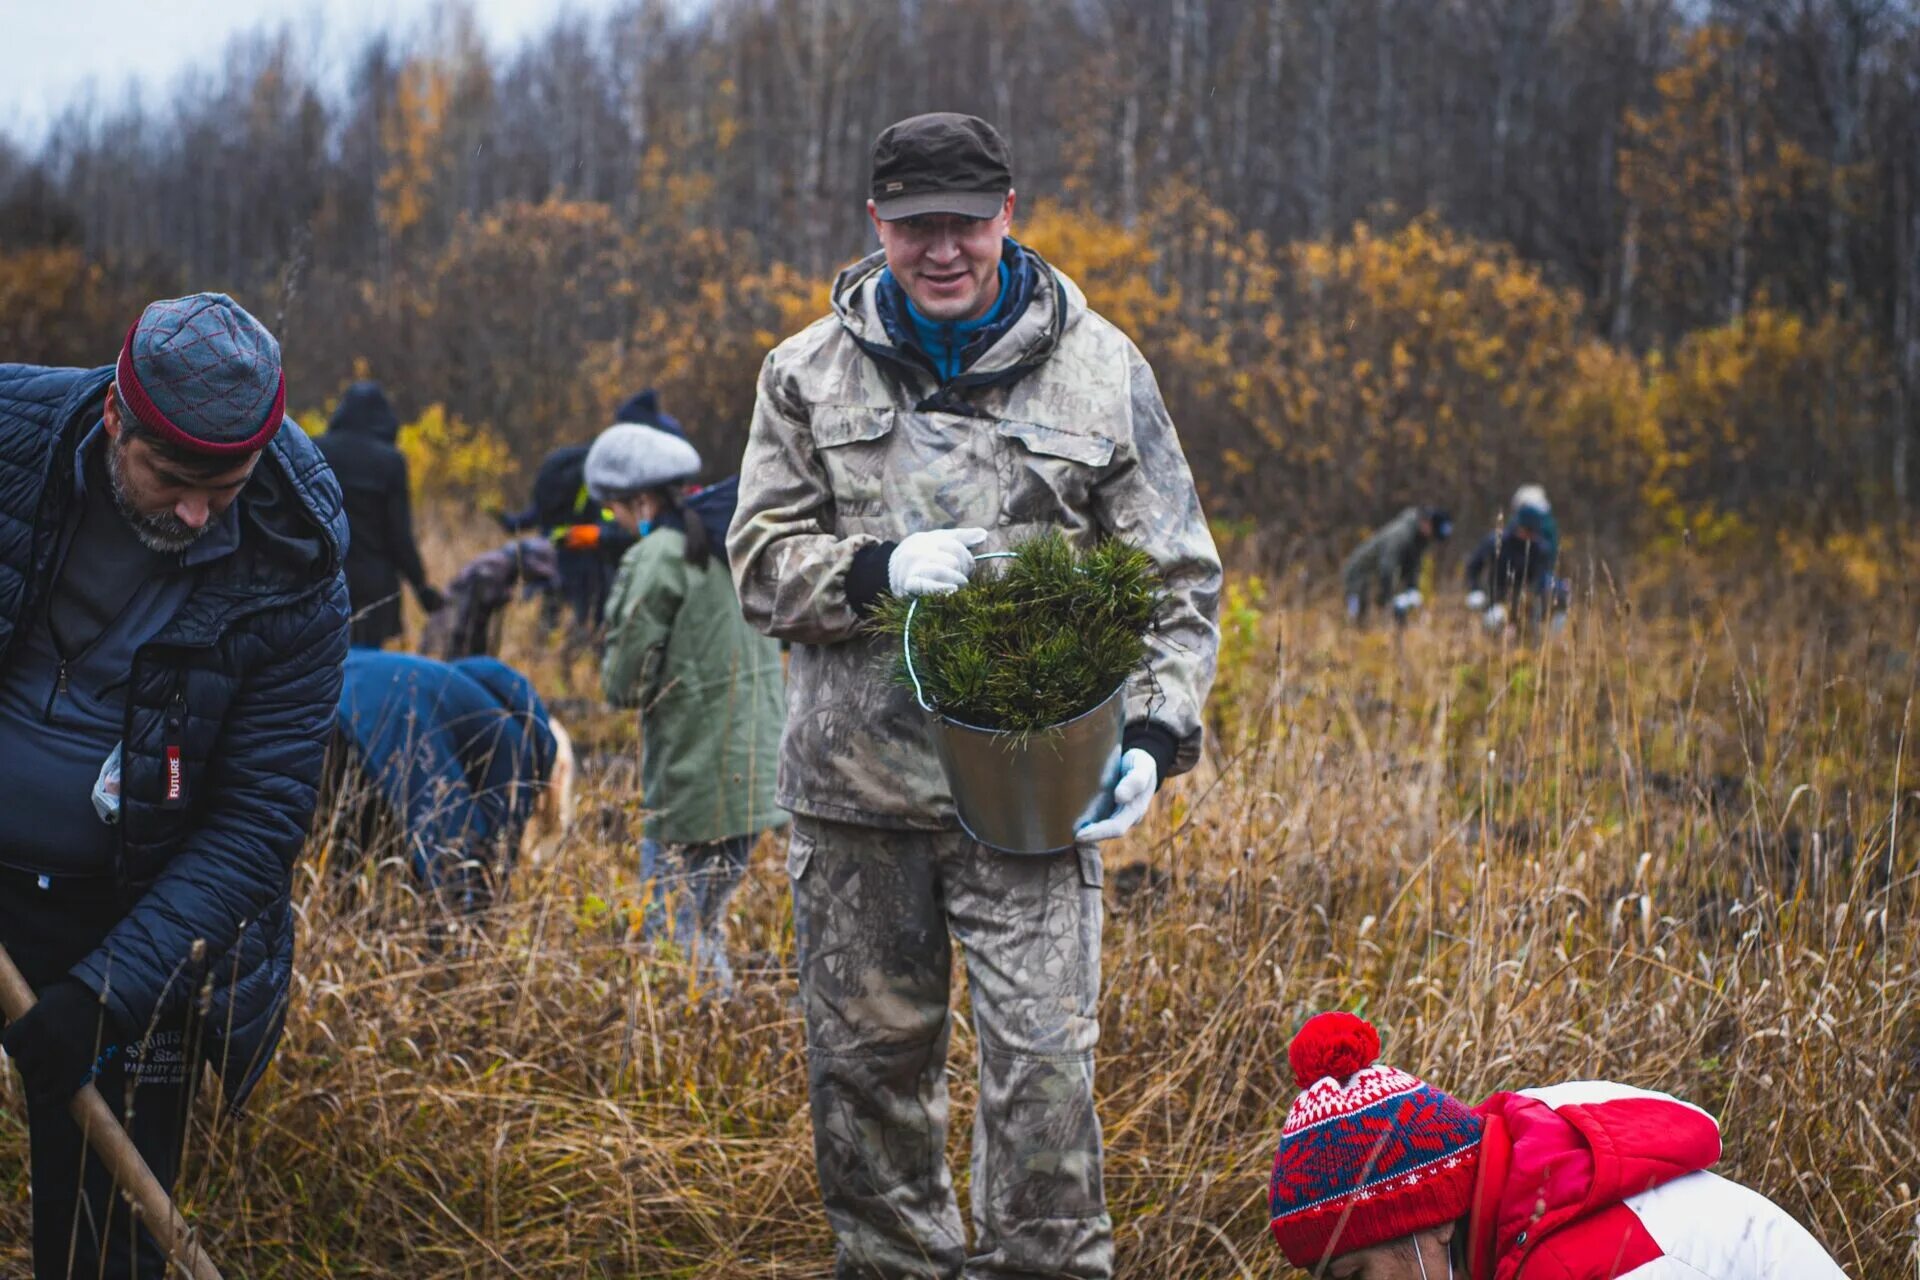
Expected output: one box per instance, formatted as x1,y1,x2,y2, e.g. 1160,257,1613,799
602,526,788,845
1341,506,1428,605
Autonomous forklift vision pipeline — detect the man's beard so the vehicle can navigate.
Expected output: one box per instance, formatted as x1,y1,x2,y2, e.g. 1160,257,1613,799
107,434,206,554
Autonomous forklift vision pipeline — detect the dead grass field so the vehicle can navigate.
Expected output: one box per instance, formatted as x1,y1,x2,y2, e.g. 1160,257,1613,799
3,532,1916,1277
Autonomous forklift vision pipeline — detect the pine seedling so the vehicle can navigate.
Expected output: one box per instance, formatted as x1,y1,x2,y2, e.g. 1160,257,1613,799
869,531,1164,733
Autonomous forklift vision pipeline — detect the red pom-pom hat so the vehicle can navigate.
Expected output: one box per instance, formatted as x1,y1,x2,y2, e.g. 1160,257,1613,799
1267,1013,1483,1267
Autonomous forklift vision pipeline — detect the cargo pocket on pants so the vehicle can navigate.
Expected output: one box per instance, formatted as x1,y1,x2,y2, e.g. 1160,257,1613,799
1075,842,1103,889
785,825,818,882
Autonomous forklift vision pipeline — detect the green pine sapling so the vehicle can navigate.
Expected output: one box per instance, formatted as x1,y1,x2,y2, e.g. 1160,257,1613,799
869,531,1164,734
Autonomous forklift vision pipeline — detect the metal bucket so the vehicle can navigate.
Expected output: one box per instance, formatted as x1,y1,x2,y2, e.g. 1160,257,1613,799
927,685,1127,854
902,559,1126,853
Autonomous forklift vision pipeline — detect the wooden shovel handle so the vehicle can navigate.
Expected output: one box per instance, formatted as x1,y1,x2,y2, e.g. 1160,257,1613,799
0,943,224,1280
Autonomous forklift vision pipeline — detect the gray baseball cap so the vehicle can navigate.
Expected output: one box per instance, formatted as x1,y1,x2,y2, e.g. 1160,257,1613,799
870,113,1013,221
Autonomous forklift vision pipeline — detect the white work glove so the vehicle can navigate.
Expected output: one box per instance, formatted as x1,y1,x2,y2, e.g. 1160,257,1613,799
889,527,990,597
1391,588,1423,617
1482,603,1508,630
1465,590,1488,611
1077,748,1157,843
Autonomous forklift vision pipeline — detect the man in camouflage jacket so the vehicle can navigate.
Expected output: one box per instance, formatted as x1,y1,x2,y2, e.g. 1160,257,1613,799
728,113,1220,1279
1340,505,1451,623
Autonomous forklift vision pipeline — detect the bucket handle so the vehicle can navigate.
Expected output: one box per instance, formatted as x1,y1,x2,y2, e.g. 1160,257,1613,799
903,550,1018,713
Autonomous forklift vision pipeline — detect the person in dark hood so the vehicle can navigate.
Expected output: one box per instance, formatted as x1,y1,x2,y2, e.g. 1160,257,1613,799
0,293,349,1277
612,388,685,439
316,381,445,648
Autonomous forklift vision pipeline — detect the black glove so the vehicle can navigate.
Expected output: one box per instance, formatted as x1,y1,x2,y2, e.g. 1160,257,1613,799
417,584,449,614
2,979,116,1108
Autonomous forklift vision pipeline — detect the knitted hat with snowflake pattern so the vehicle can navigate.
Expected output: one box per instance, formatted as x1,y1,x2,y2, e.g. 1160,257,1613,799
1267,1012,1484,1267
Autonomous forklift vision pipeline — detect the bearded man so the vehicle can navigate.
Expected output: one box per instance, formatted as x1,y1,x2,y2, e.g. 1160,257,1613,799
0,293,349,1277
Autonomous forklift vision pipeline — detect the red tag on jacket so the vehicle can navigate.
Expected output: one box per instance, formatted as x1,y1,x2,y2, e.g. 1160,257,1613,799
164,745,185,806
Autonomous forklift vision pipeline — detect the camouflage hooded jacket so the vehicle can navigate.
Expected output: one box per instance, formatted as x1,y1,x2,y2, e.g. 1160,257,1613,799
1340,505,1428,604
727,241,1221,830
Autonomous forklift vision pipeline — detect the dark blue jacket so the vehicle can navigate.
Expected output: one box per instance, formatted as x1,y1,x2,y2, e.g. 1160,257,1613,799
335,652,556,889
0,362,349,1108
1465,527,1559,603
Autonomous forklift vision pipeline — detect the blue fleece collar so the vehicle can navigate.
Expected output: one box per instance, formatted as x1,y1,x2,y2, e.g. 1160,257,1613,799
876,238,1036,384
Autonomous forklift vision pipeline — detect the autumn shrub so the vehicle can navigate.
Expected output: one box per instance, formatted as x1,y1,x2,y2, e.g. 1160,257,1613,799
396,403,517,512
417,199,636,461
581,227,829,479
0,245,177,365
1642,305,1897,539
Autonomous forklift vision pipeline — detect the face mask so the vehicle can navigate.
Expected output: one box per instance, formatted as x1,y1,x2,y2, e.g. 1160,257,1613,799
636,520,653,537
1414,1241,1452,1280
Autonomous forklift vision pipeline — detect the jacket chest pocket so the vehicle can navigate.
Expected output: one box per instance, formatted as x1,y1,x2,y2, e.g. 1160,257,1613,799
812,407,1003,532
993,421,1116,526
812,408,897,521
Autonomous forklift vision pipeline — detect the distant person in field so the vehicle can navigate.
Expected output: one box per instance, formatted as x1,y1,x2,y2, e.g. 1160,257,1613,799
1342,505,1452,624
589,424,785,996
729,110,1220,1279
1464,484,1568,631
316,381,446,648
1266,1012,1848,1279
0,294,349,1277
423,535,563,659
326,651,573,913
500,389,685,631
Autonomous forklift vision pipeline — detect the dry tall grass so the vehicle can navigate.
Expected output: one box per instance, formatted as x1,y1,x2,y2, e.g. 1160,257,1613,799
2,534,1916,1277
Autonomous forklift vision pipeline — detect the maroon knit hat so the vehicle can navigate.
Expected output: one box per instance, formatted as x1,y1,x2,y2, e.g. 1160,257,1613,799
115,293,285,456
1267,1013,1483,1267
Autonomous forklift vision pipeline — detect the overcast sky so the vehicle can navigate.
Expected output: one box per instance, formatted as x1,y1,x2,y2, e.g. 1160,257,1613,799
4,0,630,145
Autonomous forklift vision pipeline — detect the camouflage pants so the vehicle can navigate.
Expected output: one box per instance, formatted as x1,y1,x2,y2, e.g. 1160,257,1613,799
788,816,1111,1280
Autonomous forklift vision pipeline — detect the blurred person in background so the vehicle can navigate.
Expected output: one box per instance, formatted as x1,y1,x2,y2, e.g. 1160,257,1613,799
1465,484,1569,631
325,650,572,914
316,381,445,648
500,389,685,633
591,423,785,996
0,294,349,1277
1265,1011,1848,1279
1341,505,1452,624
423,535,563,660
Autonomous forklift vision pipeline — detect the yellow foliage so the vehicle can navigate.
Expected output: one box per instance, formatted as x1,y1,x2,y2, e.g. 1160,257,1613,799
396,403,516,511
1018,200,1174,342
379,59,453,245
1227,213,1592,523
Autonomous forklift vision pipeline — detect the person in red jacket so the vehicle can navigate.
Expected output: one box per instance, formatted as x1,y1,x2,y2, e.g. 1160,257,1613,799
1265,1012,1848,1279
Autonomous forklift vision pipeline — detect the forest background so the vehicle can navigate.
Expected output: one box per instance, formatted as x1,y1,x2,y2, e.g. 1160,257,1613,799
2,0,1917,569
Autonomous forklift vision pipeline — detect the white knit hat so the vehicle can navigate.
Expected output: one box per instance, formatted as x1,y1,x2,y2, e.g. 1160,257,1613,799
1511,484,1551,515
584,424,702,502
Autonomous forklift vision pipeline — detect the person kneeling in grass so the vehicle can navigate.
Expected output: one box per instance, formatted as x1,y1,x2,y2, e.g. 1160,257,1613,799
328,651,573,913
1266,1012,1848,1279
590,423,787,996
